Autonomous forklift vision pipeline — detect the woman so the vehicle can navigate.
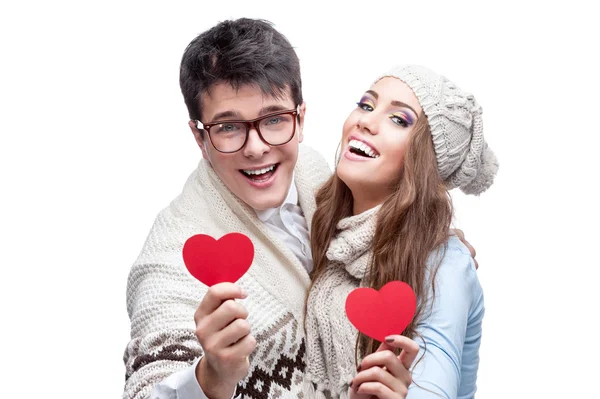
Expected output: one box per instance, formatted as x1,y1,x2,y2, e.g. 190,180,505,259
303,65,498,398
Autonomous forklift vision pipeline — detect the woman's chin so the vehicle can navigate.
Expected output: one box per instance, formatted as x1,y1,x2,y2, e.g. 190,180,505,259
337,163,369,188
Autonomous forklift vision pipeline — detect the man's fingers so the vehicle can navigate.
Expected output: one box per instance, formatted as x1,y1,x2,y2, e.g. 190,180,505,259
232,333,257,356
213,318,252,348
452,228,465,241
222,333,257,360
198,299,249,336
194,282,247,321
453,228,476,258
462,240,478,269
464,241,476,259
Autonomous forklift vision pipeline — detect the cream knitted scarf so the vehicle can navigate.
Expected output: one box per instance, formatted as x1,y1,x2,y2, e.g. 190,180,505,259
124,145,331,399
303,205,381,399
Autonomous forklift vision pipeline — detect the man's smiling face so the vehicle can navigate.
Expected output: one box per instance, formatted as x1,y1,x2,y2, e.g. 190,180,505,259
189,82,305,210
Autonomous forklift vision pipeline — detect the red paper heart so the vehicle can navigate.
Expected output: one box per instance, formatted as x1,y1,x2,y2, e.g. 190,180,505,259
345,281,417,342
182,233,254,287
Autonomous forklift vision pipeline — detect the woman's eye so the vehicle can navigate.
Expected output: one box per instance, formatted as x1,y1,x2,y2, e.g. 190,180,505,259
357,102,374,112
266,117,281,125
390,115,408,127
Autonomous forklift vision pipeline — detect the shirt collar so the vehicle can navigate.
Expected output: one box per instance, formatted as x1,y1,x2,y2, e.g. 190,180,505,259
255,175,298,222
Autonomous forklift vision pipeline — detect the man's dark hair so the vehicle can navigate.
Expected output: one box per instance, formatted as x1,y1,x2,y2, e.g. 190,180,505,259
180,18,303,122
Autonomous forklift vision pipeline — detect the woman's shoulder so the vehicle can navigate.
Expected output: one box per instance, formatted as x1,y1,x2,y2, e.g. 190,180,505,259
421,235,484,322
426,235,482,301
435,234,478,274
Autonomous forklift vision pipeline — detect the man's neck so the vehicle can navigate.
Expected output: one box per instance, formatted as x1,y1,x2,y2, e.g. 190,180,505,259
254,176,297,221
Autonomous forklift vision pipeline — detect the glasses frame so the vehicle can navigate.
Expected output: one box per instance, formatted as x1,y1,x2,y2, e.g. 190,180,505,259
196,106,300,154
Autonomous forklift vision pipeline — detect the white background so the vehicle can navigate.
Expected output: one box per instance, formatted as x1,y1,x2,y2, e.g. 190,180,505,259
1,0,599,397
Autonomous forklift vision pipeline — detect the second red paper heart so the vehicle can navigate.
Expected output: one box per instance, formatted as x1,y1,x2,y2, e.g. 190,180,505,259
345,281,417,342
182,233,254,287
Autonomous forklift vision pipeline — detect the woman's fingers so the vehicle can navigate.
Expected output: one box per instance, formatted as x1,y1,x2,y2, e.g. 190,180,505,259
358,350,404,380
351,336,419,398
357,381,408,399
352,366,409,398
384,335,420,370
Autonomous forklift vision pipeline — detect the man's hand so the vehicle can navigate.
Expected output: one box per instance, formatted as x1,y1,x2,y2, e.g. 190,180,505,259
452,228,478,269
194,283,256,399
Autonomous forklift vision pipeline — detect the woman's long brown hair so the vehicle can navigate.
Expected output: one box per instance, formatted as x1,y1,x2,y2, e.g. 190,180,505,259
308,112,453,359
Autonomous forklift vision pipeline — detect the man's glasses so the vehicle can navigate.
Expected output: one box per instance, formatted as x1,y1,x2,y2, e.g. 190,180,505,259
196,106,299,153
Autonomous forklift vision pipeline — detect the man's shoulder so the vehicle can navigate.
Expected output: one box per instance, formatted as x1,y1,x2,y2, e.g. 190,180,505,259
296,144,331,177
298,143,328,164
134,163,217,259
295,144,332,198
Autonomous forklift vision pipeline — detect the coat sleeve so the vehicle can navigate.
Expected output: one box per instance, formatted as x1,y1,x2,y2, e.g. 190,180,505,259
407,239,484,399
122,256,207,399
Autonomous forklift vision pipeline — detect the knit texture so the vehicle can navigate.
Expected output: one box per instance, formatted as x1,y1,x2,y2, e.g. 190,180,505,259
377,65,499,195
303,206,380,399
123,144,331,399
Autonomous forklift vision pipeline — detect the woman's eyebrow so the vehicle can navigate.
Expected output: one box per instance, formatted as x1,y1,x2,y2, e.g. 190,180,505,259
391,101,418,118
365,90,378,99
366,90,418,117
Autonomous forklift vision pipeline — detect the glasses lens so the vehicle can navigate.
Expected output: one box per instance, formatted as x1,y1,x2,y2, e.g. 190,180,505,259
209,122,247,152
259,112,295,145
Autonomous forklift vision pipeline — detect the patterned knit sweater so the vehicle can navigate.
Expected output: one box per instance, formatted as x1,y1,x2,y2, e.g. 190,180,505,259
123,145,331,399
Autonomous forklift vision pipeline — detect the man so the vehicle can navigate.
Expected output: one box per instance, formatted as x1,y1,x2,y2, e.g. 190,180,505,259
123,18,331,399
123,18,477,399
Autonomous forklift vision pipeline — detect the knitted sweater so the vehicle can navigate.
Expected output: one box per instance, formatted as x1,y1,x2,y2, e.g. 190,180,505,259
303,207,484,399
123,144,331,399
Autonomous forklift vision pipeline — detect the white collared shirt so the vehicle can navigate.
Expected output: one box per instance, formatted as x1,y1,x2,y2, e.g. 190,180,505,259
255,180,313,273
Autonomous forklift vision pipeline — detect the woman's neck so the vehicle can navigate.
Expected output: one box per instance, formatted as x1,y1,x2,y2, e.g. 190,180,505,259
343,177,392,215
351,192,386,215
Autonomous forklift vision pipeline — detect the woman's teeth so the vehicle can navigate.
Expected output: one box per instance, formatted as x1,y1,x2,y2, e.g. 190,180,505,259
349,139,379,158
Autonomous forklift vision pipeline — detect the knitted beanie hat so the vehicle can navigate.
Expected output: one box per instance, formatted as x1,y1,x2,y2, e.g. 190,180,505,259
377,65,499,195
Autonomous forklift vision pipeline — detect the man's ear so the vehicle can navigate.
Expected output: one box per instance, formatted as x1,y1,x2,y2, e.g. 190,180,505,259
188,120,209,159
297,102,306,143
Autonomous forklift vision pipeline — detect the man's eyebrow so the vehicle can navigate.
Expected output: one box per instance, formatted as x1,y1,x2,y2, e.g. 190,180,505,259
209,105,293,123
210,110,242,122
258,104,292,115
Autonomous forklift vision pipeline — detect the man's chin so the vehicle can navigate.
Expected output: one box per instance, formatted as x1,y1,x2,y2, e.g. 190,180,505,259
248,196,286,211
235,170,292,210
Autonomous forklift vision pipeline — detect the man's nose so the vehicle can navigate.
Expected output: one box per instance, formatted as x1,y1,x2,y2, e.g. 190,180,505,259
242,126,270,158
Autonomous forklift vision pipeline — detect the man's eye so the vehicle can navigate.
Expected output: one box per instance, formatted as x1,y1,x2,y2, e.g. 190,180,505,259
217,124,239,132
357,102,373,112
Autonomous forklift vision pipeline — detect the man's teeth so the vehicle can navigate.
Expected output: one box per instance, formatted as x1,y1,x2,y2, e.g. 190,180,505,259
243,165,276,175
349,139,379,158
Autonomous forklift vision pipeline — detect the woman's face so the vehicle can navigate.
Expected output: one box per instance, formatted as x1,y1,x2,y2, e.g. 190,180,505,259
337,77,423,204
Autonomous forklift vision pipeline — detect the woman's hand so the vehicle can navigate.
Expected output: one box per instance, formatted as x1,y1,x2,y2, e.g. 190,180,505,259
349,335,419,399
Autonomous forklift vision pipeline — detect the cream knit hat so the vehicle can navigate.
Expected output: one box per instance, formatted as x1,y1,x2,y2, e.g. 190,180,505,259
378,65,499,195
